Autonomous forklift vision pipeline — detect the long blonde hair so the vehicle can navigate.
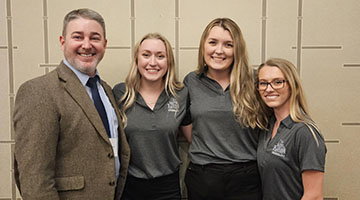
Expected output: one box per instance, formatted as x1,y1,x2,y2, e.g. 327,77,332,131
119,33,183,126
197,18,266,129
257,58,321,144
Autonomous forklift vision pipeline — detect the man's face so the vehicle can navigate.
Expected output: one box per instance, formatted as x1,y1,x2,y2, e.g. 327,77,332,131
60,17,107,77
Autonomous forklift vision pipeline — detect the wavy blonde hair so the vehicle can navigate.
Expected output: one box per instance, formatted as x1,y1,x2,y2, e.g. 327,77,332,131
257,58,321,144
197,18,266,129
119,33,183,126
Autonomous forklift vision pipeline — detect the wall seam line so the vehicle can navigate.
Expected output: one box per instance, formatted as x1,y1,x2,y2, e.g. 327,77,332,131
261,0,267,63
130,0,135,58
175,0,180,78
7,1,16,200
296,0,303,75
43,0,49,74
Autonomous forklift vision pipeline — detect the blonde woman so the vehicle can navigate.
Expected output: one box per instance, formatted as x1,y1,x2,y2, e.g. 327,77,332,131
256,58,326,199
113,33,190,200
183,18,264,200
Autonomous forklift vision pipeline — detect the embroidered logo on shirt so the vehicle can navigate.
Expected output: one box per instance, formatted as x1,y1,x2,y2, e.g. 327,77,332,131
167,97,179,112
272,139,286,157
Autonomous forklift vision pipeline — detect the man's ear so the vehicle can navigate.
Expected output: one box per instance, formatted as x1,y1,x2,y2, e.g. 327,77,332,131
59,35,65,51
104,39,108,49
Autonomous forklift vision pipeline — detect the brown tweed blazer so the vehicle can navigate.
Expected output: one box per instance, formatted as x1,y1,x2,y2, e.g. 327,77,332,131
13,62,130,200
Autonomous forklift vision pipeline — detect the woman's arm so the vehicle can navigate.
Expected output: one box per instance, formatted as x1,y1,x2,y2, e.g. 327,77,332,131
301,170,324,200
180,124,192,143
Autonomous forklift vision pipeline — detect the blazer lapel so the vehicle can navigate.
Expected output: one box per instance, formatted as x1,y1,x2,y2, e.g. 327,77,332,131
56,62,111,144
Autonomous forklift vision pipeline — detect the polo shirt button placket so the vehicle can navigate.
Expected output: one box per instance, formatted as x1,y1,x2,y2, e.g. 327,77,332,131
151,112,156,128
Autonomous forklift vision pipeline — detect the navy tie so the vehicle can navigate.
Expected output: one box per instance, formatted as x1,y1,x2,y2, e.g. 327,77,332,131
86,76,111,138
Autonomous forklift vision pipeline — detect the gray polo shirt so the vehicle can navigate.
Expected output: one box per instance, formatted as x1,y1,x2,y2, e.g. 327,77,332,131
257,115,326,199
183,71,259,165
113,83,190,179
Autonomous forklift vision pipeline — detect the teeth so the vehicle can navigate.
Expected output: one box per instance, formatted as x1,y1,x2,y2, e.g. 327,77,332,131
266,96,278,99
147,69,158,72
213,57,224,60
80,53,93,57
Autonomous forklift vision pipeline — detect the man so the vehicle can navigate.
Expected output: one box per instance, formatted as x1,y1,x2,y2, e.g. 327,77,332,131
13,8,130,200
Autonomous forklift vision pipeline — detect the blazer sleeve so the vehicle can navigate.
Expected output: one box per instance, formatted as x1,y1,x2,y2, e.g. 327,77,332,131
13,80,60,200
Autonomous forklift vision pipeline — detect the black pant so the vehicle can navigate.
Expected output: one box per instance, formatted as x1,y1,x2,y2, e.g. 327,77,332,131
185,161,262,200
121,171,181,200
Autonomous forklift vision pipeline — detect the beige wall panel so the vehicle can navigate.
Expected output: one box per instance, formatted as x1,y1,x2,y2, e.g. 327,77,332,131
334,128,360,199
323,133,360,199
12,0,44,90
98,49,131,87
0,52,10,141
302,51,360,136
338,0,360,62
339,2,360,64
303,0,360,44
322,142,341,198
135,0,175,44
47,0,131,64
303,0,346,44
302,50,360,198
302,51,346,137
337,68,360,121
266,0,297,62
0,0,6,45
1,0,9,140
180,0,261,64
303,0,360,62
179,50,197,80
0,144,11,197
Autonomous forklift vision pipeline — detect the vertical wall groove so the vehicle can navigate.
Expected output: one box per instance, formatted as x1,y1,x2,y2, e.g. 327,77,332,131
261,0,267,63
6,0,14,138
130,0,135,56
175,0,180,77
6,0,17,198
296,0,303,74
42,0,49,74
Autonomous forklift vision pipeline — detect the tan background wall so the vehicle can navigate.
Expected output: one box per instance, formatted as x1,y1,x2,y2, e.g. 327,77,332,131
1,0,359,199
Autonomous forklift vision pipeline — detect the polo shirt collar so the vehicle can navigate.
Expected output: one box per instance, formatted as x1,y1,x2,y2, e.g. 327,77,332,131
135,89,168,109
270,114,295,130
280,114,294,129
199,70,207,78
198,68,230,92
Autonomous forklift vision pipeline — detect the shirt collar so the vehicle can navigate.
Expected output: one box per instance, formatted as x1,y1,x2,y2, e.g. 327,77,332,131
198,67,230,91
280,114,294,129
270,114,295,129
199,66,208,78
63,59,101,86
136,89,168,107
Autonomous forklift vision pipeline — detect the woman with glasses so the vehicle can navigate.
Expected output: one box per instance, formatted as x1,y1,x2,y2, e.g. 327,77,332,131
256,58,327,199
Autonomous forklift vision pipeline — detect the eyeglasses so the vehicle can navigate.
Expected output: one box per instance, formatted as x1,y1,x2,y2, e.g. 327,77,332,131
256,79,287,91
